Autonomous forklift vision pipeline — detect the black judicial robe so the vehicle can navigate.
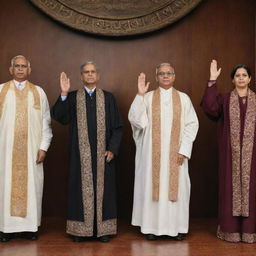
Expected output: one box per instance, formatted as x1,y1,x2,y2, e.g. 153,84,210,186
51,89,123,235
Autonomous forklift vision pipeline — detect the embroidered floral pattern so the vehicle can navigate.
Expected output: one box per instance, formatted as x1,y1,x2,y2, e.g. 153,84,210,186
217,225,256,243
169,88,181,201
152,88,161,201
67,89,116,237
11,82,29,217
151,88,182,202
229,89,256,216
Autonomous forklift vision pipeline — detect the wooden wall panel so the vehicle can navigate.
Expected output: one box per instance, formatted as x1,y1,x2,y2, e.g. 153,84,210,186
0,0,254,219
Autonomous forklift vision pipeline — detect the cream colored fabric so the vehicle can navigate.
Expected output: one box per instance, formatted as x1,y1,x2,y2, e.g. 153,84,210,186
152,88,182,201
0,80,52,232
129,87,198,236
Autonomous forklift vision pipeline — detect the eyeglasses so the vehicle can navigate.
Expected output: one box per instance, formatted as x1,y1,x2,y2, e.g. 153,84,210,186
157,71,175,76
82,70,96,74
13,64,28,68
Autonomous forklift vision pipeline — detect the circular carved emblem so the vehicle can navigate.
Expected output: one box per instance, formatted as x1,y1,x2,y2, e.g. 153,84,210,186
30,0,203,36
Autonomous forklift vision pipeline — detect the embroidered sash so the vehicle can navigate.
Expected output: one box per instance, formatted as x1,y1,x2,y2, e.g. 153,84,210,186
229,89,256,217
152,87,181,202
67,88,116,237
0,80,40,217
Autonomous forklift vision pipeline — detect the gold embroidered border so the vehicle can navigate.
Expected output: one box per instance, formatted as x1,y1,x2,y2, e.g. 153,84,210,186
241,90,256,216
151,88,181,202
242,232,256,243
96,89,117,236
0,81,41,118
28,82,41,110
11,82,29,217
169,88,181,201
229,90,241,215
217,225,240,243
152,88,161,201
1,81,41,217
68,88,94,236
0,81,11,118
229,89,256,216
67,89,116,237
217,225,256,243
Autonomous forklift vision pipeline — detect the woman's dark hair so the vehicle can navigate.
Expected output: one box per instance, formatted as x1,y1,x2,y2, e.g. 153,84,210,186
231,64,251,79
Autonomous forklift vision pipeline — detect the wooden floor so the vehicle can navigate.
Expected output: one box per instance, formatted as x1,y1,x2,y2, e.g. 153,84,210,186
1,218,256,256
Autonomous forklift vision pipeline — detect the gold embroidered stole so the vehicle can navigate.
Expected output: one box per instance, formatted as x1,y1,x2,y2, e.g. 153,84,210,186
0,80,40,217
152,87,181,202
68,88,116,236
229,89,256,217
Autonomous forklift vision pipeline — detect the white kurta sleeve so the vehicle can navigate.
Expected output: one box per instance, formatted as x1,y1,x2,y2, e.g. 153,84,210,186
39,89,53,151
178,95,199,159
128,95,148,130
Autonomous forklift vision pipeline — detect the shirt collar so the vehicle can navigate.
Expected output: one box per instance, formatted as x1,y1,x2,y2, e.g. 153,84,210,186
13,80,27,89
159,86,173,93
84,86,96,94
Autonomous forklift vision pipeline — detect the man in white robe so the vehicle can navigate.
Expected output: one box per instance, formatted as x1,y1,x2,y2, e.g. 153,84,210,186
0,55,52,242
128,63,198,240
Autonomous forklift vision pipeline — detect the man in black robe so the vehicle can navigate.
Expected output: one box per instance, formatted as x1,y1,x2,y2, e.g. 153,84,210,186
51,61,123,242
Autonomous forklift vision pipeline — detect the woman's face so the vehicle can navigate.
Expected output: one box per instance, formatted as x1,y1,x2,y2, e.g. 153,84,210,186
232,68,251,89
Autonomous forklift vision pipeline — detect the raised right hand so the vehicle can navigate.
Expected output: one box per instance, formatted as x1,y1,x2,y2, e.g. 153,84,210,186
60,72,70,96
138,73,150,96
210,60,221,80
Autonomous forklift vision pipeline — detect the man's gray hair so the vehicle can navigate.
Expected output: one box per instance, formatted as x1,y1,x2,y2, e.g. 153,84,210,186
80,61,99,74
155,62,174,74
11,55,31,68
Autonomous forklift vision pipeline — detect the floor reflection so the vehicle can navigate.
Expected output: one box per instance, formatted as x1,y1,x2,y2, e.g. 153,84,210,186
0,242,38,256
131,239,189,256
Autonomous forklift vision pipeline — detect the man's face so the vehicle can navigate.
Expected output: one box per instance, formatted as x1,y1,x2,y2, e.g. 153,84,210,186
156,65,175,89
9,57,31,82
81,64,99,86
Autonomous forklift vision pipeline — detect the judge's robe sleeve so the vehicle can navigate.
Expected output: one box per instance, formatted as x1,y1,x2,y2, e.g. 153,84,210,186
107,93,123,156
51,94,72,125
178,95,199,159
201,82,224,120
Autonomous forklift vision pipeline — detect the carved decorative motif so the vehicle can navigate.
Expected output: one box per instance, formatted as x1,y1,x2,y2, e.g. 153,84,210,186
30,0,203,36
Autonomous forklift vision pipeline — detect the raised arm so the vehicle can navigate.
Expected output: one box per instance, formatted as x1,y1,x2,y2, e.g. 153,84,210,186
51,72,72,125
201,60,223,119
60,72,70,96
138,72,150,96
128,73,150,130
209,59,221,81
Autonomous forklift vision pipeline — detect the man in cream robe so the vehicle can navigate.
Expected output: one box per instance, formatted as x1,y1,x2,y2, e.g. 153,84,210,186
0,55,52,242
129,63,198,240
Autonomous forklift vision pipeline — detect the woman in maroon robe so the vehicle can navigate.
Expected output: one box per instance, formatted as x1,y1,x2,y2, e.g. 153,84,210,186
201,60,256,243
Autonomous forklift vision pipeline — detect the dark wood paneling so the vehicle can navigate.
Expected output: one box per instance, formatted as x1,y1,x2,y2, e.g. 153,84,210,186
0,0,254,219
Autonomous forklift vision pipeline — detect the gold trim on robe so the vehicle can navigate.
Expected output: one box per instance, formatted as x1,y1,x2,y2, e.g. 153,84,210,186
152,87,182,202
0,81,41,217
67,88,116,237
11,83,29,217
229,89,256,217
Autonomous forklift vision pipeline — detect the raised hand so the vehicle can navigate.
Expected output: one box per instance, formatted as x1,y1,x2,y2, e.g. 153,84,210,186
210,60,221,80
60,72,70,96
138,73,150,96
